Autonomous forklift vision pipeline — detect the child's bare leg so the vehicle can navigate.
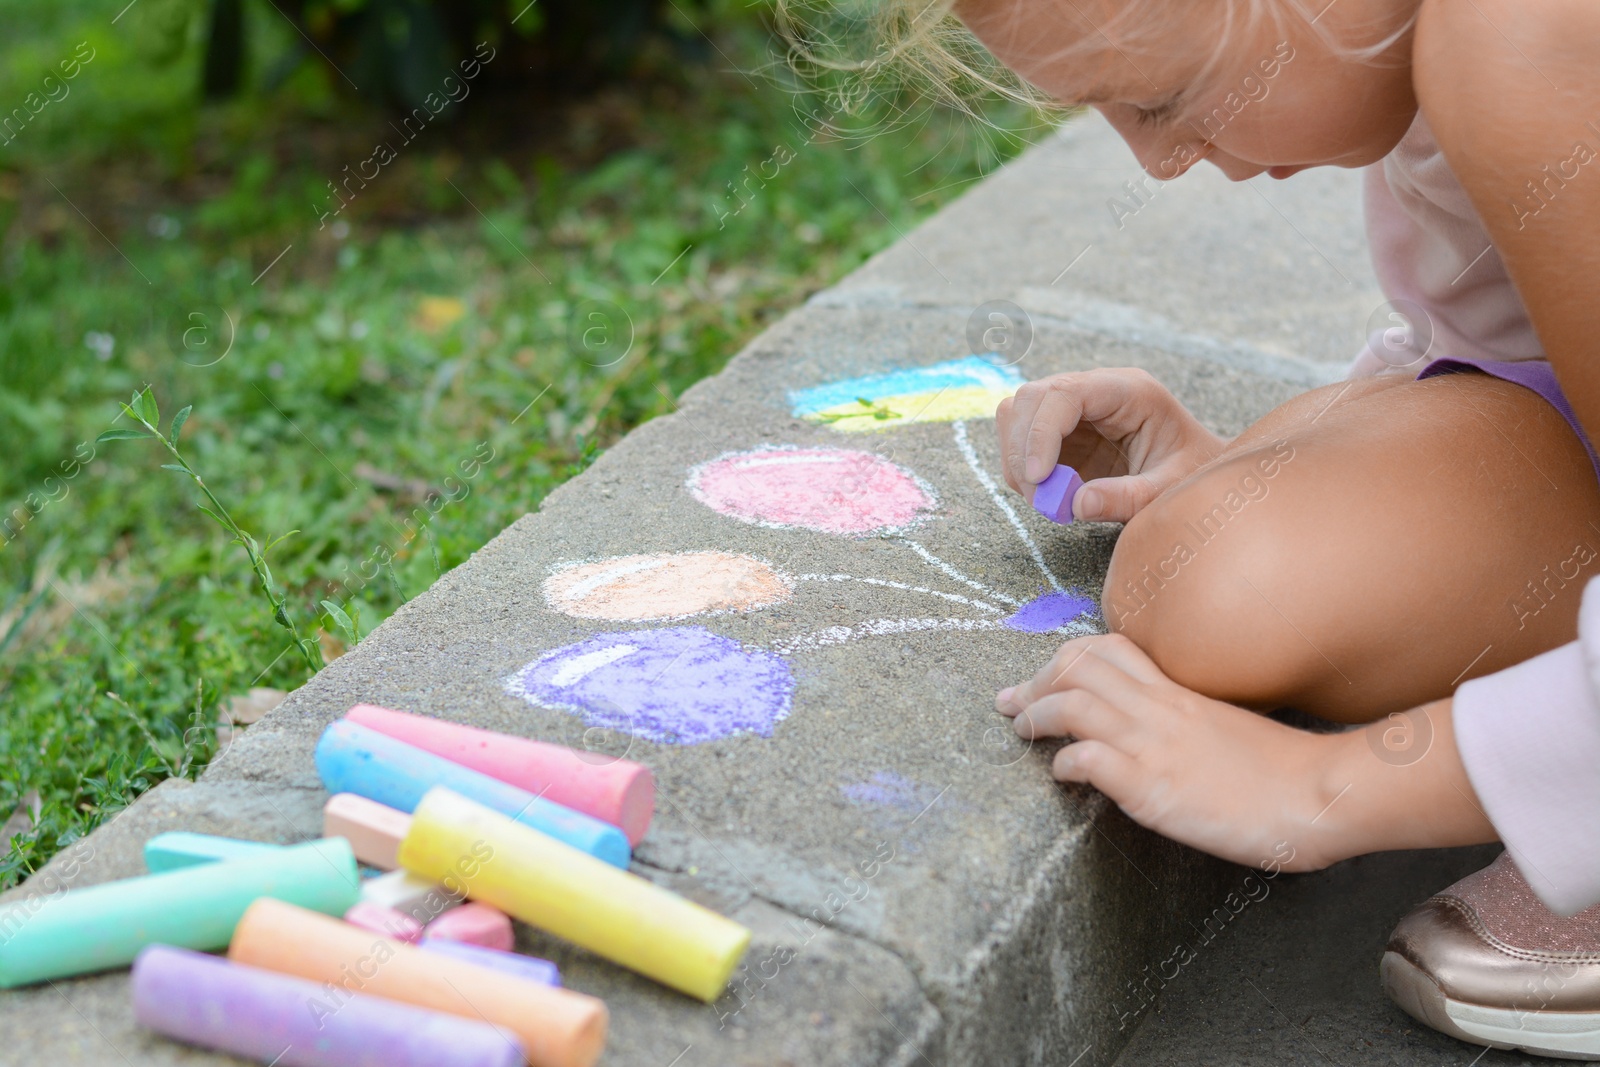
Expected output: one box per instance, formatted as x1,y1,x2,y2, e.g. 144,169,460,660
1103,371,1600,723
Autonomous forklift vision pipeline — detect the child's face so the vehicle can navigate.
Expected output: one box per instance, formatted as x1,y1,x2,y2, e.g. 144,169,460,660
954,0,1419,181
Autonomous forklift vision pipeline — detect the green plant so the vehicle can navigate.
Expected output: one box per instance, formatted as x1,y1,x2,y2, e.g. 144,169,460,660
185,0,692,107
97,388,323,672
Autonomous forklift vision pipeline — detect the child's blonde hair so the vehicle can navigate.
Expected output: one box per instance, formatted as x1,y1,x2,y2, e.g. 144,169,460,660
774,0,1417,117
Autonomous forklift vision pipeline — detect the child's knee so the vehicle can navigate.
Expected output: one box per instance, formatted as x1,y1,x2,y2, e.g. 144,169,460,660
1101,450,1319,704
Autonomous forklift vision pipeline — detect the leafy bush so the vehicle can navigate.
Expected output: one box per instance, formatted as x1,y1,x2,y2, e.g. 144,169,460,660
183,0,694,105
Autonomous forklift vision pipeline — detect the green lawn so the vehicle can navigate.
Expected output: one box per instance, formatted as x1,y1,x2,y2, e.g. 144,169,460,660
0,0,1042,887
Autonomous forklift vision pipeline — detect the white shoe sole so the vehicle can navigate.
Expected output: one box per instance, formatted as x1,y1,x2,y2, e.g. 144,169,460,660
1382,951,1600,1060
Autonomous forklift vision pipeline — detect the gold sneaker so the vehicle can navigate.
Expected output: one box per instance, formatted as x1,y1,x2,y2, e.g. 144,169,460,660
1382,852,1600,1059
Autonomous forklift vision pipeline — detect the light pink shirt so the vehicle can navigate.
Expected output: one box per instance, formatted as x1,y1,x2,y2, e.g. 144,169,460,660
1352,113,1544,374
1354,113,1600,915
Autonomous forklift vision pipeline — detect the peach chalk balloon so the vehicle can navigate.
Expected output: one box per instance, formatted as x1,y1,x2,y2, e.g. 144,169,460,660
399,789,750,1003
229,899,607,1067
344,704,654,846
424,903,514,951
324,793,412,870
543,551,792,622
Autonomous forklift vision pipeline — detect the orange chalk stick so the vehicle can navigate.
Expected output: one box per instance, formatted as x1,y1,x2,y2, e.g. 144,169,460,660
229,899,606,1067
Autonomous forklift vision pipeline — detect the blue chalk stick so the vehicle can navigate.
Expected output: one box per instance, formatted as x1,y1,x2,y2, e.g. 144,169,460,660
144,832,282,873
314,720,631,869
418,939,561,987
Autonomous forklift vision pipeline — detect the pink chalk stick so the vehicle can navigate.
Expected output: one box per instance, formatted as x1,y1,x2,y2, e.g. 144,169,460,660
345,704,655,845
344,901,423,943
324,793,413,870
423,903,514,952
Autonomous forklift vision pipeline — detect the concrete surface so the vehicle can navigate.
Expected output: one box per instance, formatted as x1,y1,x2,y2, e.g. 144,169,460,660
1112,844,1600,1067
0,113,1393,1066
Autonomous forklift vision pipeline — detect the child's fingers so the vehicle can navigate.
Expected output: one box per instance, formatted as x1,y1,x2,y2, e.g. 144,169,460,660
1070,472,1163,523
1022,384,1086,484
998,634,1164,713
1051,739,1142,802
1041,633,1165,690
995,395,1024,494
1000,638,1112,710
1013,688,1128,742
1001,378,1079,487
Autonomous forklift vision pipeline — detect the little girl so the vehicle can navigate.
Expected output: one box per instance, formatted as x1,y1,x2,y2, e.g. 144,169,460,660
873,0,1600,1056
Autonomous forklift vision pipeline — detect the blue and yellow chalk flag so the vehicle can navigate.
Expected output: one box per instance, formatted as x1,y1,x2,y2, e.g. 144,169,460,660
789,356,1024,432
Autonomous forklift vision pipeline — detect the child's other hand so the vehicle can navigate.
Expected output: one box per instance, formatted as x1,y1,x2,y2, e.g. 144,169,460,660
996,368,1226,522
995,633,1343,872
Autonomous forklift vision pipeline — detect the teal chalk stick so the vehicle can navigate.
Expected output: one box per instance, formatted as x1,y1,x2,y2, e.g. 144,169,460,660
144,832,283,873
0,838,359,988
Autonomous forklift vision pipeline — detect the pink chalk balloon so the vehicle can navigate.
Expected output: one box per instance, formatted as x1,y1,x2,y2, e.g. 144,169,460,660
344,704,654,846
423,903,514,952
344,901,423,943
687,446,935,536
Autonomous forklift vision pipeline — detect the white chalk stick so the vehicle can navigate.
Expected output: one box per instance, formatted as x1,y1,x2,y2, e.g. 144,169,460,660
358,870,461,927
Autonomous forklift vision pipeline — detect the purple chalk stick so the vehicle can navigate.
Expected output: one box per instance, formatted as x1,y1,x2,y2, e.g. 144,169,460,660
1031,465,1084,524
419,938,562,987
131,945,524,1067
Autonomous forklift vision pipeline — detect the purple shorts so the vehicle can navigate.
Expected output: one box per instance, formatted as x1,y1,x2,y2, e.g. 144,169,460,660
1417,357,1600,481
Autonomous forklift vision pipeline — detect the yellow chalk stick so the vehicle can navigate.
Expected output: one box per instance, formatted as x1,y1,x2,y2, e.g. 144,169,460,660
399,788,750,1002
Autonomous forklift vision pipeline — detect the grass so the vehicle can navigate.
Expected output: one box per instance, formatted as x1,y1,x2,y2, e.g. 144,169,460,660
0,0,1044,888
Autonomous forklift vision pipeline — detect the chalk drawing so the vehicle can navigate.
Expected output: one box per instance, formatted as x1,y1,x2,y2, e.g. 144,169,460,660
896,539,1021,607
1005,591,1101,635
513,384,1110,746
795,573,1004,614
687,445,935,536
790,356,1023,432
544,551,792,622
951,420,1063,592
772,617,1007,655
840,770,944,812
508,627,794,745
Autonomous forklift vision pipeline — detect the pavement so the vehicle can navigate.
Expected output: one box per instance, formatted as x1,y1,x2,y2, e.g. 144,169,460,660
0,111,1483,1067
1110,843,1594,1067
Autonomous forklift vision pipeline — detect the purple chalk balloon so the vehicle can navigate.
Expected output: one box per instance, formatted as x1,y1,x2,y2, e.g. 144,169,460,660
131,945,524,1067
419,938,562,987
1031,464,1084,524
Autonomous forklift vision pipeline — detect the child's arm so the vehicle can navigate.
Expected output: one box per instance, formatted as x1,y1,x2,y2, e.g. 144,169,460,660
1416,0,1600,431
997,367,1227,522
1414,0,1600,914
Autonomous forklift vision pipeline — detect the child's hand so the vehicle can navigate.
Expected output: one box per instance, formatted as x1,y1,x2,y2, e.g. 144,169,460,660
997,369,1227,522
995,634,1496,872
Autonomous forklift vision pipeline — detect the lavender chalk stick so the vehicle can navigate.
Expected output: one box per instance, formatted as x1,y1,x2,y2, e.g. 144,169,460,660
1031,465,1084,524
132,945,524,1067
419,938,562,987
